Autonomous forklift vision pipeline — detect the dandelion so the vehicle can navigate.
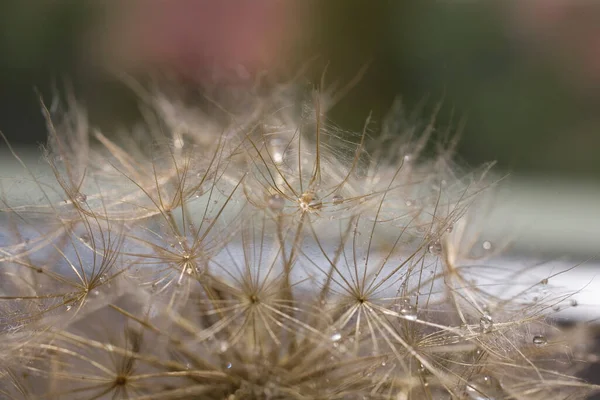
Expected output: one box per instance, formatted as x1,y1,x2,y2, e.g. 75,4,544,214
0,75,597,399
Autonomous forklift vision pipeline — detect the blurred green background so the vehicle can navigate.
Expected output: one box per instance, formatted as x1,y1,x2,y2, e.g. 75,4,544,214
2,0,600,181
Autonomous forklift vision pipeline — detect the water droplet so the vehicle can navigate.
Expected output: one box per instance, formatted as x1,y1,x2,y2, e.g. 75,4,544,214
173,134,184,149
65,305,72,311
399,300,418,321
570,299,578,307
541,278,549,285
218,341,229,353
330,332,342,342
532,335,547,347
482,241,492,251
74,192,87,203
194,188,205,198
552,305,561,312
479,313,493,333
267,194,285,211
272,151,284,164
466,374,504,399
269,138,286,164
445,224,454,233
225,362,232,369
332,194,344,205
105,344,114,352
80,234,90,245
428,240,442,255
308,197,323,210
405,199,414,207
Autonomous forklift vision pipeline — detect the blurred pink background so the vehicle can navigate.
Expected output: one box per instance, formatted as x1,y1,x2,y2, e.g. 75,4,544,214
99,0,306,84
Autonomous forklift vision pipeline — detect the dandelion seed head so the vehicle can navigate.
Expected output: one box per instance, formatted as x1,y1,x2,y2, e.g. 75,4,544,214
0,76,596,400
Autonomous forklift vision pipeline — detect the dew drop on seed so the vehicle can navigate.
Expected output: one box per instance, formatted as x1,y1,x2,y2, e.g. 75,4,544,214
269,138,286,164
226,362,232,369
74,192,87,203
272,152,283,164
173,135,184,149
194,188,205,198
532,335,547,347
446,224,453,233
332,194,343,205
465,374,504,400
428,241,442,255
308,197,323,210
399,301,418,321
65,305,72,311
570,299,578,307
218,341,229,353
553,305,561,312
540,278,549,285
267,194,285,211
482,241,492,251
479,313,493,333
405,199,414,207
330,332,342,342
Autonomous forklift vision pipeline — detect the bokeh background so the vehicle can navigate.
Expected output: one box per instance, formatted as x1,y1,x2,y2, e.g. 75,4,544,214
2,1,600,179
1,0,600,260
